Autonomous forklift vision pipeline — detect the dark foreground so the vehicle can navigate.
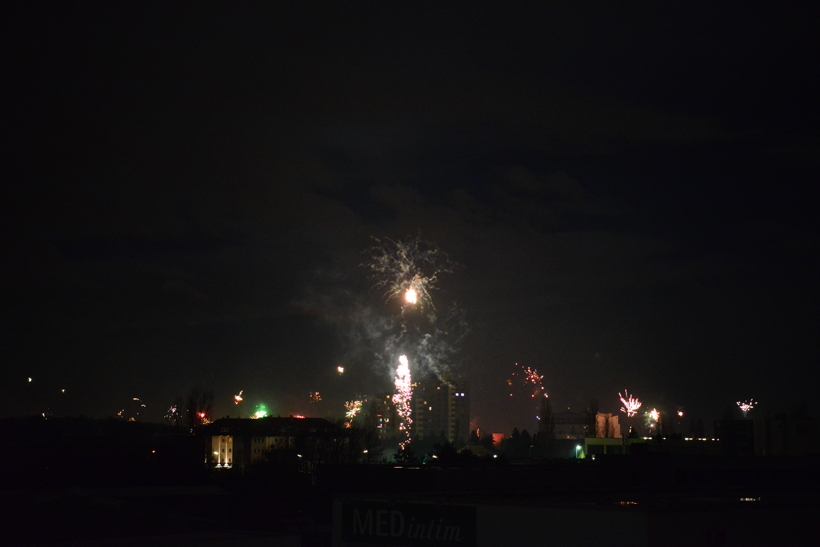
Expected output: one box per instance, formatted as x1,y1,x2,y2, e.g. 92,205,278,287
3,454,820,546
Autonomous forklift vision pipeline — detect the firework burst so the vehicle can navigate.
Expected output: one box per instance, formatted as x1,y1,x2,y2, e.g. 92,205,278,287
234,390,243,405
508,362,547,398
344,399,364,419
364,235,455,311
619,390,642,417
251,404,268,419
737,399,756,417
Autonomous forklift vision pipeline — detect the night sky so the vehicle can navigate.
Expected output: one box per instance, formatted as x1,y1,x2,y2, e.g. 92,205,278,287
3,3,818,436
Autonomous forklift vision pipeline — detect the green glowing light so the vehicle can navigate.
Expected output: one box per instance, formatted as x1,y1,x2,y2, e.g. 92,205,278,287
252,404,268,419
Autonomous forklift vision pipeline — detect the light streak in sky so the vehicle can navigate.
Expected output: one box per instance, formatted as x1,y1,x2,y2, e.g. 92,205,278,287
234,390,243,404
619,390,642,417
737,399,756,417
392,354,413,449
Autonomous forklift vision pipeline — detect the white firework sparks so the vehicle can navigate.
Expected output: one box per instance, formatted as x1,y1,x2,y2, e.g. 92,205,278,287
344,399,363,419
619,390,642,417
234,390,243,405
737,399,756,417
364,235,455,310
392,354,413,449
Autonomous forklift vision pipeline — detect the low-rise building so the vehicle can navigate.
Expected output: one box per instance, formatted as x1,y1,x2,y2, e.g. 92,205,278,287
204,416,344,471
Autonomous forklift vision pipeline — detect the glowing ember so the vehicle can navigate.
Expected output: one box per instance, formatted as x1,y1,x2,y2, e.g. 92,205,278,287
393,355,413,449
737,399,756,417
337,366,345,374
619,390,642,417
234,390,243,404
310,391,322,403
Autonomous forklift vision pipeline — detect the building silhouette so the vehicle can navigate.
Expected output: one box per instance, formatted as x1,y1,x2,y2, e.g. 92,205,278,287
412,379,470,444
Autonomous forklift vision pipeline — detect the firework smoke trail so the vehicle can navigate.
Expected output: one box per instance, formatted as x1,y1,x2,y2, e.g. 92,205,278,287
619,390,642,417
737,399,756,417
393,355,413,449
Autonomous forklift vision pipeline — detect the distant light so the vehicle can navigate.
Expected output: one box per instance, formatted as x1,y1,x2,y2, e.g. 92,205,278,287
61,389,65,393
337,366,344,374
28,377,32,383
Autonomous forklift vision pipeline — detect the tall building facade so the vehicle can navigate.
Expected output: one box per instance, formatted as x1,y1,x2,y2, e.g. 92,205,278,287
412,379,470,444
371,393,399,441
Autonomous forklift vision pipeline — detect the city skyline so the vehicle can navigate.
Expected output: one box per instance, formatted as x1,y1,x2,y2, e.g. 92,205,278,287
3,4,818,436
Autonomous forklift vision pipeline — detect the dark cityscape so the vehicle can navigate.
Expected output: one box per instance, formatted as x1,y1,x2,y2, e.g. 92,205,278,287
2,3,819,546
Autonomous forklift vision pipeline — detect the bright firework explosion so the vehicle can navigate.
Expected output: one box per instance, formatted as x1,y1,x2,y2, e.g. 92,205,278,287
645,408,661,432
310,391,322,404
619,390,642,417
234,390,243,405
392,355,413,449
364,235,455,312
737,399,756,417
251,404,268,419
359,235,465,452
344,399,363,419
508,362,546,398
